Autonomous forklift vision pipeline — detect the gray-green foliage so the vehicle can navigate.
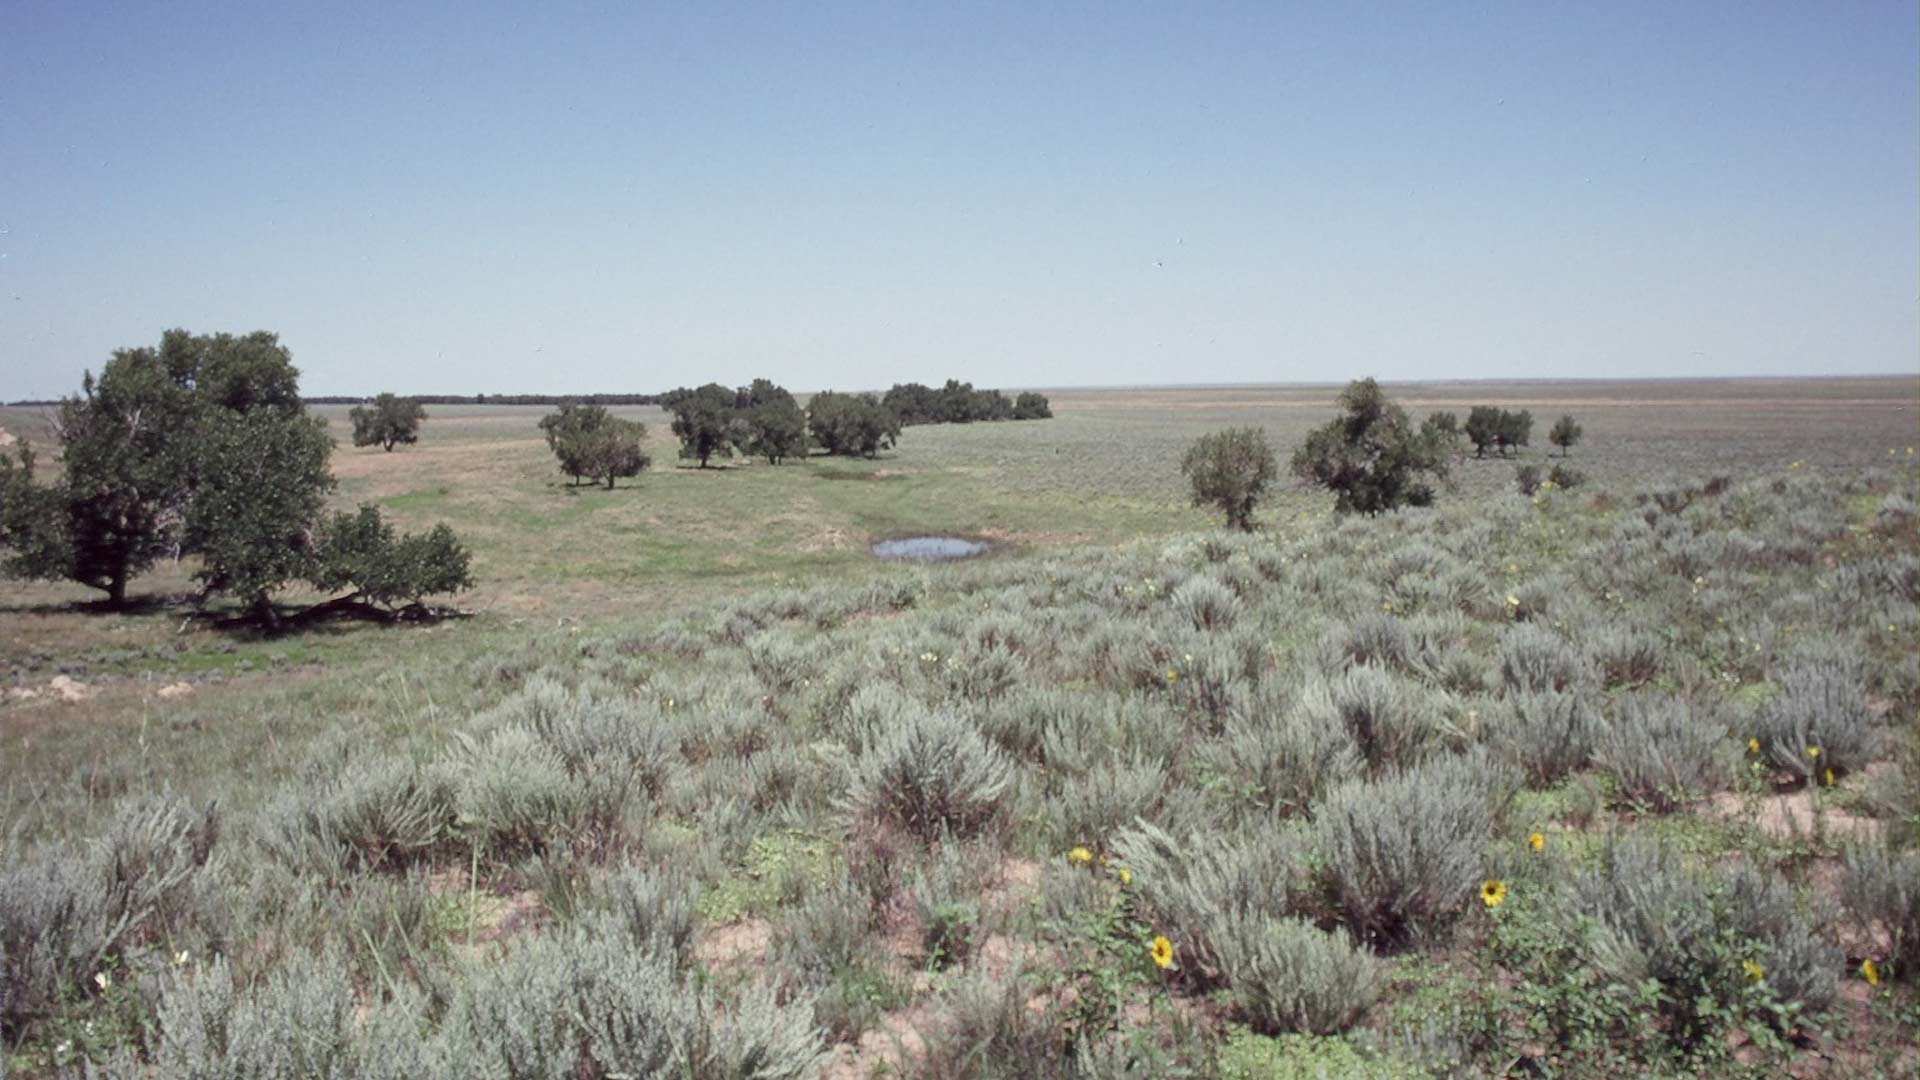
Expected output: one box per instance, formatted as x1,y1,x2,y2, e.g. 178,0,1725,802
1214,914,1384,1036
1555,837,1838,1043
1312,753,1509,947
846,708,1012,842
0,796,220,1042
451,913,825,1079
1498,623,1585,693
1593,693,1733,811
263,756,455,876
1841,838,1919,978
1492,689,1599,785
1751,662,1880,783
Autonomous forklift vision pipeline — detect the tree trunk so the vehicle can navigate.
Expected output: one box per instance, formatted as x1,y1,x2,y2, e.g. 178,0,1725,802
253,592,280,631
605,474,615,490
108,566,128,608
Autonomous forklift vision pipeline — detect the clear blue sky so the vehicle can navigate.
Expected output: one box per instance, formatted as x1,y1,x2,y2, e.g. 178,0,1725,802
3,2,1915,398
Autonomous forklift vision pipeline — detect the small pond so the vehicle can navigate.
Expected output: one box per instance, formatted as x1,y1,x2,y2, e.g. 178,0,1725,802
871,536,989,561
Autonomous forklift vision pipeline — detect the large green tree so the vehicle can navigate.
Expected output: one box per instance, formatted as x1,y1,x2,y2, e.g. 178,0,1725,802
350,393,427,451
538,403,649,488
808,392,901,458
666,383,740,467
1290,378,1450,515
1181,427,1277,530
0,329,472,623
187,409,334,626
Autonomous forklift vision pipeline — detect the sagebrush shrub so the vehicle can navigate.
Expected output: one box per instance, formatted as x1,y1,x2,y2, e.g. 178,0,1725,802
1751,662,1879,784
1841,838,1919,979
1554,837,1838,1045
451,727,584,854
1311,753,1510,948
1592,693,1732,812
1172,574,1242,631
265,757,456,875
1498,623,1585,693
1585,624,1662,689
1492,689,1599,786
846,708,1013,842
1206,690,1362,820
1110,821,1311,982
1308,666,1444,773
1214,913,1384,1035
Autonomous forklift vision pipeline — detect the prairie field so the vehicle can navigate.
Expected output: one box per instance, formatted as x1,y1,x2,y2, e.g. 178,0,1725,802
2,376,1919,1078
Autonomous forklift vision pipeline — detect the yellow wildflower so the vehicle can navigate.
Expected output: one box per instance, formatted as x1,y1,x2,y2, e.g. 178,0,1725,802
1528,832,1546,852
1480,880,1507,908
1861,958,1880,986
1150,935,1175,969
1117,866,1132,885
1806,746,1820,760
1166,669,1179,683
1743,959,1764,981
1747,737,1760,754
1824,768,1835,787
1505,594,1520,608
1068,846,1093,866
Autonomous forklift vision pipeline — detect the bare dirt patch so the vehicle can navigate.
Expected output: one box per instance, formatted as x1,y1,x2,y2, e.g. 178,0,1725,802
695,918,772,971
1707,789,1882,844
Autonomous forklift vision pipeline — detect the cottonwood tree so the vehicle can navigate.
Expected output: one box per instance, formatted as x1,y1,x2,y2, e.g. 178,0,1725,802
539,403,650,488
187,408,334,626
1496,410,1534,456
1181,426,1277,530
311,504,473,611
1290,378,1450,515
1012,392,1053,420
808,392,901,458
1549,414,1583,457
0,328,472,625
350,393,427,451
666,383,740,467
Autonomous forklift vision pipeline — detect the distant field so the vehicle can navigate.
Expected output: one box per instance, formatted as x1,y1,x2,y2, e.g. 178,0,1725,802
1,376,1917,1077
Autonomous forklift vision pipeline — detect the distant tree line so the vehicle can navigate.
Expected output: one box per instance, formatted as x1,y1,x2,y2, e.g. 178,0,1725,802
881,380,1052,425
303,393,667,406
1186,382,1590,527
0,330,471,625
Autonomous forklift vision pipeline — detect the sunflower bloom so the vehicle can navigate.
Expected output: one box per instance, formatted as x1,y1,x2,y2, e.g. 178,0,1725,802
1743,959,1764,981
1480,880,1507,908
1861,959,1880,986
1067,846,1093,866
1150,935,1175,969
1528,832,1546,852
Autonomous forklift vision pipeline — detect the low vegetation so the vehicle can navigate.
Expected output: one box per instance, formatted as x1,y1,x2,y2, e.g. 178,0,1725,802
1,374,1915,1077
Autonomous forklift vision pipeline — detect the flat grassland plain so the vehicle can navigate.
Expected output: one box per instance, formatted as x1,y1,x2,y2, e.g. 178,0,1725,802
1,376,1917,1077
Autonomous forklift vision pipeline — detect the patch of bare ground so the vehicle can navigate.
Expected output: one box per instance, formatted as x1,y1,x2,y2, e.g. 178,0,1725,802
694,918,773,972
1706,789,1882,844
427,870,543,957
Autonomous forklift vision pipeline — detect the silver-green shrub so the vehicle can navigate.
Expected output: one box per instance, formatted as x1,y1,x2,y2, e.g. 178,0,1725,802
263,756,455,875
1213,913,1384,1035
1312,752,1510,947
1498,623,1585,693
1491,689,1599,786
1751,662,1879,783
1841,838,1918,979
846,708,1013,842
1593,693,1733,812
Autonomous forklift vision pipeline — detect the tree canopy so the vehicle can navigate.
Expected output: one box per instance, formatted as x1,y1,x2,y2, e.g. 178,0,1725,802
1290,378,1450,515
539,403,650,488
0,329,472,623
350,393,428,451
1181,427,1277,531
808,392,901,458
